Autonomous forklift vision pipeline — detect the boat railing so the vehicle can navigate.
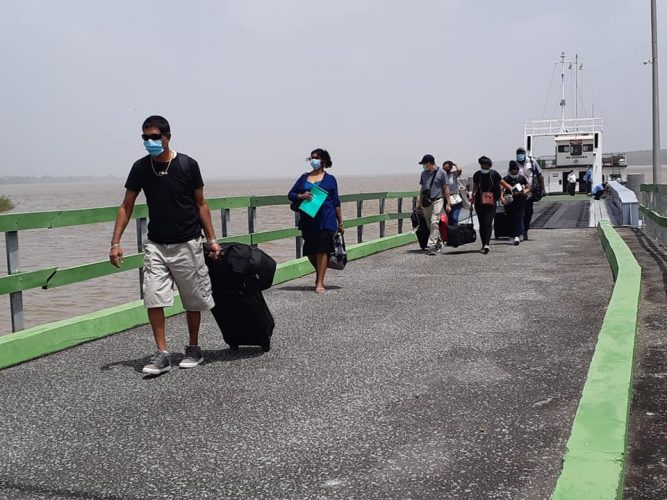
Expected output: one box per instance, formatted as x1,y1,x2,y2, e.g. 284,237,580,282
639,183,667,246
0,191,419,333
524,117,603,137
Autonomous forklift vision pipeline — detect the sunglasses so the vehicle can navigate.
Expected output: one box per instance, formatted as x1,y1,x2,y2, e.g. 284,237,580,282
141,133,163,141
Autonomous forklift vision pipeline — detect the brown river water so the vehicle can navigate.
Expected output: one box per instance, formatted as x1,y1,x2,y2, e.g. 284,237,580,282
0,174,418,333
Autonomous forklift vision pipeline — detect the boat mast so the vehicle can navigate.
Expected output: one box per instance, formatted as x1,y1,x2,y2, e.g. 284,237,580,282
559,52,567,132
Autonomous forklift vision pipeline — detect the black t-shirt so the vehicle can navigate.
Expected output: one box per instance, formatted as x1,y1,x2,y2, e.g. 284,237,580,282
125,153,204,244
472,169,502,203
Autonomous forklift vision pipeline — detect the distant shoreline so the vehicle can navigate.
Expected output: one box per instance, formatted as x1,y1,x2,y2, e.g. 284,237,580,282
1,147,665,186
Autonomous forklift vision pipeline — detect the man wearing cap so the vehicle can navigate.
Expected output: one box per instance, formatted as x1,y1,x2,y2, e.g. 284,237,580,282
515,147,545,240
417,154,451,255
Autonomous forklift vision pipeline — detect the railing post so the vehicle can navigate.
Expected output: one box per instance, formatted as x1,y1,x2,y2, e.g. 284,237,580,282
136,217,147,299
379,197,386,238
5,231,24,332
356,200,363,243
221,208,230,237
248,203,257,246
294,212,302,258
397,197,404,234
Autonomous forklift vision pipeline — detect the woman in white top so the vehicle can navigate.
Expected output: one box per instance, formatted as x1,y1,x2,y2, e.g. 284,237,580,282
442,160,463,224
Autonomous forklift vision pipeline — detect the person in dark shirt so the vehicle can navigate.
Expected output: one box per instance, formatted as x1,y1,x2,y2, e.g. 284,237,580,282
288,148,343,294
502,160,530,245
471,156,511,254
109,115,221,375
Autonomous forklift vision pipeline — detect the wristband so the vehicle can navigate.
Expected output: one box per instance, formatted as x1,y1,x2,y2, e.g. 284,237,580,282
207,239,218,245
110,243,121,249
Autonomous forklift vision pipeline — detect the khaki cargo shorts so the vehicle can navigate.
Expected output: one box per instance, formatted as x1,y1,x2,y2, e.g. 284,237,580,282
143,238,215,311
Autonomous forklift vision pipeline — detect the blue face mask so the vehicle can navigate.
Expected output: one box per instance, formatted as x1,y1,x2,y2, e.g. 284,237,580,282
480,168,490,175
310,159,322,170
516,153,526,162
510,173,518,179
144,140,164,157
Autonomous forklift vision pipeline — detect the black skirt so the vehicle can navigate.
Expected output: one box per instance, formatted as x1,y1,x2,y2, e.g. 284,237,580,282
302,229,335,256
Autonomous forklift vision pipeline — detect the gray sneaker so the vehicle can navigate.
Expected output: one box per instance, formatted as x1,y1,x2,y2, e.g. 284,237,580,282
142,351,171,375
426,244,441,256
179,345,203,369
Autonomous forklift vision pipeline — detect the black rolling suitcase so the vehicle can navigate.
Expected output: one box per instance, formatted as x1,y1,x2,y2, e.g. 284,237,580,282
205,243,276,351
411,208,429,250
210,292,274,351
493,209,513,239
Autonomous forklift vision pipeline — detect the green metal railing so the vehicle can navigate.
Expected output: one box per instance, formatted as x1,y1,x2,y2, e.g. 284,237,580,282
1,191,418,332
639,183,667,228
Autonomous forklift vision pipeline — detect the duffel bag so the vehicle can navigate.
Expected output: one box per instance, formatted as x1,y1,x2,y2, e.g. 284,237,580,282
205,242,277,295
445,223,476,248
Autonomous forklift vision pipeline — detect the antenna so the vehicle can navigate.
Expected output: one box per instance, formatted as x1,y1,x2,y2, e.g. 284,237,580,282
559,52,567,132
574,54,584,121
557,51,583,131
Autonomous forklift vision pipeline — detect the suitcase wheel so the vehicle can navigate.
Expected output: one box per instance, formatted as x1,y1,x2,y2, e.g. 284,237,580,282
261,340,271,352
229,344,239,351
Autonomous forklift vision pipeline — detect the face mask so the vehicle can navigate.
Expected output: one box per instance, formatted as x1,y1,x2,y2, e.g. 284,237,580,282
310,158,322,169
510,174,518,179
480,168,490,175
144,140,164,157
516,153,526,162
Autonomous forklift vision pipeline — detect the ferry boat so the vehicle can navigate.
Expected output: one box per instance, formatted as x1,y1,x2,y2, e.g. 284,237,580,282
522,52,627,194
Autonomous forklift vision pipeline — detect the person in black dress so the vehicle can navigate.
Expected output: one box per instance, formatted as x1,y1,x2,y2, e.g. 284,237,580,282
288,148,344,293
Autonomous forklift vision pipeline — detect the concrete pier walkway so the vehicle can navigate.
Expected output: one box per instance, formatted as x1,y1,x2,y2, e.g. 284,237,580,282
0,228,614,499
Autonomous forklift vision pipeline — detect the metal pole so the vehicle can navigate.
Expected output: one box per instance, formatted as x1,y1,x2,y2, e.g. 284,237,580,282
652,0,662,183
397,198,404,234
221,208,230,237
247,206,257,245
559,51,566,132
379,198,386,238
356,201,363,243
6,231,24,332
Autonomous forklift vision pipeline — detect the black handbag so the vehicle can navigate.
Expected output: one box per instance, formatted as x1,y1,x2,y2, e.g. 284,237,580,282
328,232,347,270
530,160,544,202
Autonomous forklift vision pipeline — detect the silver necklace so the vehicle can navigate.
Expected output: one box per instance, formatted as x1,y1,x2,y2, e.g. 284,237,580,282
151,151,174,177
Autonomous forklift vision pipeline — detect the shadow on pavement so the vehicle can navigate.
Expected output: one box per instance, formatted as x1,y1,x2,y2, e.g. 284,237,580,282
100,348,264,374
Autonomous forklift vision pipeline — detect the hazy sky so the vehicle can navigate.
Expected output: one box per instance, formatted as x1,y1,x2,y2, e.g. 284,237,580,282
1,0,665,179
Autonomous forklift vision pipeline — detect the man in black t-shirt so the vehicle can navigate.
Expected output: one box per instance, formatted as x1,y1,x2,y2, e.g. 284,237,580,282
109,115,221,375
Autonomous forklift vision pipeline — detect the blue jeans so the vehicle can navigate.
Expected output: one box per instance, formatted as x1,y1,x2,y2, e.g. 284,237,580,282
449,203,462,225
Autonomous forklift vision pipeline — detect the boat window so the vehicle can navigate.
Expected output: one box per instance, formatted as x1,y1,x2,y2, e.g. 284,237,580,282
558,145,569,153
583,144,593,152
571,144,583,156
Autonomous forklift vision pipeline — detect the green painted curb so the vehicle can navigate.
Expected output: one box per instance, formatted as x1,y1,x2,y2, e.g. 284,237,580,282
551,222,641,500
0,232,416,369
0,298,184,370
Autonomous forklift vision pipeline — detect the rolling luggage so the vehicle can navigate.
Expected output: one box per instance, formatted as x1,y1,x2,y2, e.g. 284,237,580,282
493,210,513,239
411,208,429,250
445,222,476,247
439,212,448,242
210,292,274,351
205,243,276,351
205,243,276,295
